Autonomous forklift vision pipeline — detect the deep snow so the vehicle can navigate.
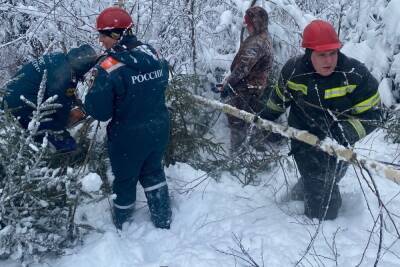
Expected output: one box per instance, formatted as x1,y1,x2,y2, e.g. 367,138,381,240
3,1,400,266
3,127,400,267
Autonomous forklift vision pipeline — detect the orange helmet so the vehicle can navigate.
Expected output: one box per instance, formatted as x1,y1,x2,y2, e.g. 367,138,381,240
96,7,133,30
301,20,341,51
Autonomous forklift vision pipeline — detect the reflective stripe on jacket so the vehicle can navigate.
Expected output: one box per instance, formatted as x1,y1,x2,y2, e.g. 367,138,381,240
264,52,381,142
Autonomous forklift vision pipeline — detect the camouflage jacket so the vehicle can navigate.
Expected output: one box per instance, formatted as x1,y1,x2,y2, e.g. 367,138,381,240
227,6,273,96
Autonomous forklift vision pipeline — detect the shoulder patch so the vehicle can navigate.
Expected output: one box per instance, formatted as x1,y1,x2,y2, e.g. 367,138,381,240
100,56,125,73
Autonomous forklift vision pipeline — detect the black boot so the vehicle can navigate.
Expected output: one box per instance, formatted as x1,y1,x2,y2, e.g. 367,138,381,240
113,206,134,230
145,186,172,229
304,185,342,221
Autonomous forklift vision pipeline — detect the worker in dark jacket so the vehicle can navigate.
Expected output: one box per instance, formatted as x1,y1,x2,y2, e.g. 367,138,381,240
220,6,273,152
262,20,381,220
85,7,171,229
2,44,97,152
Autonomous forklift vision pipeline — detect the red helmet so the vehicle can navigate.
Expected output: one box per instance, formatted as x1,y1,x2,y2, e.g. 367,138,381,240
301,20,341,51
96,7,133,30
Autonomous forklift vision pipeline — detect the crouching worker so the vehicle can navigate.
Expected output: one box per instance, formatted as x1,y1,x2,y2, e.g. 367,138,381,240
84,7,172,229
2,44,97,152
261,20,381,220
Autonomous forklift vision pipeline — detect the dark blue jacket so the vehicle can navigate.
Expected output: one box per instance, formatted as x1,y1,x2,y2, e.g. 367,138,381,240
84,35,170,150
2,44,97,133
2,54,77,131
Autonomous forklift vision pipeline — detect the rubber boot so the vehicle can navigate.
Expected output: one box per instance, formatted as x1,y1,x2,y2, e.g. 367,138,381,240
304,184,342,221
113,206,134,230
145,186,172,229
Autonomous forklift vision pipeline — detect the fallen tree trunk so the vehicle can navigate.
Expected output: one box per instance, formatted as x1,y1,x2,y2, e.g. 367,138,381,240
191,94,400,184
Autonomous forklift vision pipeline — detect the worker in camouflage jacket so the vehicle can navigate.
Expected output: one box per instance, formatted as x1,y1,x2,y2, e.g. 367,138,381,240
262,20,381,220
85,7,171,230
220,6,273,152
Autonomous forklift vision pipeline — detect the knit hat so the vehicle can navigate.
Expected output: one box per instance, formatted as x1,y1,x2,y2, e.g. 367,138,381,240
67,44,98,78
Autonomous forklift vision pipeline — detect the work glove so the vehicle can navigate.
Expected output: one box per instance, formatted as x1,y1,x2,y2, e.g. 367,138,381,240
67,107,87,128
221,83,238,98
210,83,234,99
210,83,222,93
329,120,360,147
47,131,77,153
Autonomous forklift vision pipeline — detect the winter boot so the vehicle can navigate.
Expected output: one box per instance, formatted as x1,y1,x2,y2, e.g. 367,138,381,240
145,185,172,229
113,205,134,230
304,185,342,221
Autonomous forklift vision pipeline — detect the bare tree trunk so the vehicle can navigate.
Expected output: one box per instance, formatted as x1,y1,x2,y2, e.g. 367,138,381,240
187,0,198,83
191,94,400,183
136,1,140,34
337,3,345,38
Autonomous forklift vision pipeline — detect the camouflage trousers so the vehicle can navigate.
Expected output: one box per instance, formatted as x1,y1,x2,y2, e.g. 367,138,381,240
226,90,280,152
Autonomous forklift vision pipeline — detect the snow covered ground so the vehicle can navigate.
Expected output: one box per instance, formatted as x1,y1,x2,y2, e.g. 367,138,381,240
3,128,400,267
3,42,400,265
3,1,400,266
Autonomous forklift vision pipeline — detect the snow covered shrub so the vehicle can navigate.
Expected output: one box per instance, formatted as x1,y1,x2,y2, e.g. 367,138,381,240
73,120,110,194
165,74,225,172
0,0,99,90
384,109,400,143
0,109,82,265
0,73,83,265
165,73,285,185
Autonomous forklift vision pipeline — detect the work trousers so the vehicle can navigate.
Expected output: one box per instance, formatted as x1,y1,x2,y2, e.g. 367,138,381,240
292,140,348,220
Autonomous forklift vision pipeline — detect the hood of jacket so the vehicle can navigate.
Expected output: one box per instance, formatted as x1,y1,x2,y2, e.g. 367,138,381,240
246,6,268,34
66,44,97,79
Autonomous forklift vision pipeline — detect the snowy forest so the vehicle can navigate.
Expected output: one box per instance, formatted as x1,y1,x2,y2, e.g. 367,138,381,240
1,0,400,266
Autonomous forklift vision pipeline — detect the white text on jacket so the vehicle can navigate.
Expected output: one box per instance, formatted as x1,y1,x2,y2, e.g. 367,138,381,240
131,69,163,84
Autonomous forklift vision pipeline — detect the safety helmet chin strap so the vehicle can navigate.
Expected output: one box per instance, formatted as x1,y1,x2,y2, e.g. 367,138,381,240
110,28,136,51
